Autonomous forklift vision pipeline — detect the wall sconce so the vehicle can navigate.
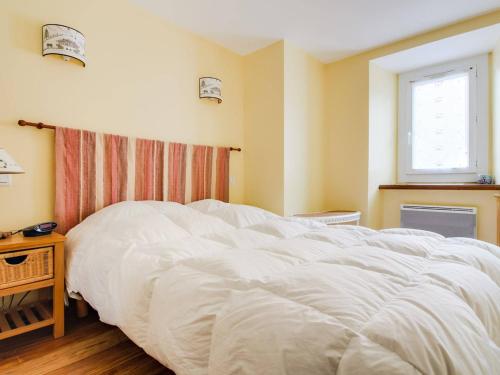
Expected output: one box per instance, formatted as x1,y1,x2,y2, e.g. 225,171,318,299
0,149,24,174
42,24,86,67
199,77,222,103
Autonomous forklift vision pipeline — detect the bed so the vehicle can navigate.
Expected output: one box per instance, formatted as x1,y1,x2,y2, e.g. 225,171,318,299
65,199,500,375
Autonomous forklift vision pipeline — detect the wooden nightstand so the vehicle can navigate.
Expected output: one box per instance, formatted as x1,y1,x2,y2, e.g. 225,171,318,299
0,233,65,339
295,211,361,225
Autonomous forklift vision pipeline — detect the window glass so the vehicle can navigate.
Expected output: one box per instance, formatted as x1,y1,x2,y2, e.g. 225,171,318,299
411,72,469,170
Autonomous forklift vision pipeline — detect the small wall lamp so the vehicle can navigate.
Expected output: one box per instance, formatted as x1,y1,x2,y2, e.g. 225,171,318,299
0,149,24,174
42,24,87,67
199,77,222,103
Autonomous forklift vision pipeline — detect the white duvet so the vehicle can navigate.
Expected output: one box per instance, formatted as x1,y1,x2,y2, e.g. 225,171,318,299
65,200,500,375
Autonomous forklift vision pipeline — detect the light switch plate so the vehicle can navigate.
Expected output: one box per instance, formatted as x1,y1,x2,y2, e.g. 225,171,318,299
0,175,11,186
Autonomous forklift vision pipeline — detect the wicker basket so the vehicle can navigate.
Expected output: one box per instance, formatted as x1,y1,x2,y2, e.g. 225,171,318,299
0,247,53,289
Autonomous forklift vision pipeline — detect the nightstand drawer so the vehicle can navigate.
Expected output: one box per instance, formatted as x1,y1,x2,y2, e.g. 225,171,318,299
0,247,54,289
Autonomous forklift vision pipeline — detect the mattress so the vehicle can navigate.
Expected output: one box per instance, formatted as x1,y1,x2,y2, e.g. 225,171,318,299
65,200,500,375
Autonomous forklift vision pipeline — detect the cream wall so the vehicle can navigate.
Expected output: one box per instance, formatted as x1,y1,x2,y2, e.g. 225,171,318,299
325,57,370,220
494,39,500,179
243,41,285,214
0,0,245,230
243,41,326,216
325,10,500,241
367,63,397,228
1,1,498,241
284,42,326,216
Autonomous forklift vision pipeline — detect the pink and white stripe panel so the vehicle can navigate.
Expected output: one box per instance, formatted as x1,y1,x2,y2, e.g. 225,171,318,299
55,127,230,234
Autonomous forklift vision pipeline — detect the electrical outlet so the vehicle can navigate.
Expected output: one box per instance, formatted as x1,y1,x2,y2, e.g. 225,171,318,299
0,175,11,186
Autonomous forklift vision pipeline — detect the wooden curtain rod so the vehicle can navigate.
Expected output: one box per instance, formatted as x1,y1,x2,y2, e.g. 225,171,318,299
18,120,242,152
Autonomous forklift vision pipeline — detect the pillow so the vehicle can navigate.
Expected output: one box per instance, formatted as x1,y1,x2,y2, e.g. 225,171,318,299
209,204,279,228
144,200,235,236
187,199,228,214
66,201,191,248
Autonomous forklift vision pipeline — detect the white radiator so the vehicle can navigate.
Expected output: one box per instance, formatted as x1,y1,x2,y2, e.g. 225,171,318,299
400,204,477,239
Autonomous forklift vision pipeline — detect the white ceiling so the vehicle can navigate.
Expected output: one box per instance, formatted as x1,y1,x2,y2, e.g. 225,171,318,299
131,0,499,63
372,23,500,73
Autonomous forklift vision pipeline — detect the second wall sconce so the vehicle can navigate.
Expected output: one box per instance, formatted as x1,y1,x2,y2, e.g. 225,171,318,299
42,24,87,67
0,148,24,174
199,77,222,103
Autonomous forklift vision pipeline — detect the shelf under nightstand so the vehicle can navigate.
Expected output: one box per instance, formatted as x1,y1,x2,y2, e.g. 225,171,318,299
0,300,53,340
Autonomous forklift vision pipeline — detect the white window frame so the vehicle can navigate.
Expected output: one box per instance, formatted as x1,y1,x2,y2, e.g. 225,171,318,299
398,54,489,183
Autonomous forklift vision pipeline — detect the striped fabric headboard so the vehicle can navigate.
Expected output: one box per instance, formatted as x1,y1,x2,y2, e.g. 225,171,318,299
55,127,230,234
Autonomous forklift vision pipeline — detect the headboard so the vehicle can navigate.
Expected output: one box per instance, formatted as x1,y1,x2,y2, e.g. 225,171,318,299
55,127,230,234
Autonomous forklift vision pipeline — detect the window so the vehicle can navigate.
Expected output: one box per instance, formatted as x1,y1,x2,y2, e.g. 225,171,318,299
398,55,488,182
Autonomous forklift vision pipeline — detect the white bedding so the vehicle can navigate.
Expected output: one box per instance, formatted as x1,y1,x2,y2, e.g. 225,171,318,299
65,200,500,375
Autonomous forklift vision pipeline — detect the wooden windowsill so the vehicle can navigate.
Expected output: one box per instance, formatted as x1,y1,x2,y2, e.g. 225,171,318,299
379,183,500,191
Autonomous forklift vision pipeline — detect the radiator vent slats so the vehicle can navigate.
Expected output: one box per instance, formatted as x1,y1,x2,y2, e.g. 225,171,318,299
401,205,476,214
400,204,477,238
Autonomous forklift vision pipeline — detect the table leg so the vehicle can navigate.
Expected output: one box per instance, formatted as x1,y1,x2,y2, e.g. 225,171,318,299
53,242,65,338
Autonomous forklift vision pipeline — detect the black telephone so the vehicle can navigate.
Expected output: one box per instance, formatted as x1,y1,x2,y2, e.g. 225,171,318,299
0,222,58,239
21,222,58,237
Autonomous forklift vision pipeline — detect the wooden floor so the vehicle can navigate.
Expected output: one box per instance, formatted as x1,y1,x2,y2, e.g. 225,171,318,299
0,306,174,375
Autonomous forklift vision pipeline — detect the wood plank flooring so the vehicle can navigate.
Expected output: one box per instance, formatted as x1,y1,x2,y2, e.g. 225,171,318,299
0,307,174,375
